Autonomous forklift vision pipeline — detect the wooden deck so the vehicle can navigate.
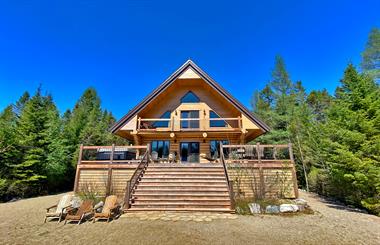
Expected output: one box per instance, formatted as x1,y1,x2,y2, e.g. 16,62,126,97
73,143,298,212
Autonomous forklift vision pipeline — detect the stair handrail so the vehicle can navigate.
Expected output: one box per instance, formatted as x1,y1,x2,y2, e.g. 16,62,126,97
124,144,150,209
219,143,235,210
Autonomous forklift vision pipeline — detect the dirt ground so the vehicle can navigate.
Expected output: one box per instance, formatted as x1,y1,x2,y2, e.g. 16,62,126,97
0,191,379,245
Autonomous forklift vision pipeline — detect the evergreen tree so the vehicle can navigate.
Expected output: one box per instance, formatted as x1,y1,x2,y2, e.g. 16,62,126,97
11,88,58,196
321,64,380,214
361,27,380,81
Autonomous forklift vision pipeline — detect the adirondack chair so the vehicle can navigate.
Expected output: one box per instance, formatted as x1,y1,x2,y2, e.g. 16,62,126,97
64,200,94,225
44,194,73,223
92,195,120,223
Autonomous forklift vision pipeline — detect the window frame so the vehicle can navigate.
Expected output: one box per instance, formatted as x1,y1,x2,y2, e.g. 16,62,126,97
180,110,200,129
151,140,170,158
209,140,229,158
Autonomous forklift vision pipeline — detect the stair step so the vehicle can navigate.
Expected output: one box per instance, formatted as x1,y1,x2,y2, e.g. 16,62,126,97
134,193,229,197
146,169,224,172
133,198,231,202
144,172,225,176
137,184,228,188
140,179,227,183
131,204,231,208
142,175,225,179
126,207,232,212
134,191,229,195
149,164,222,167
141,176,226,180
135,188,228,192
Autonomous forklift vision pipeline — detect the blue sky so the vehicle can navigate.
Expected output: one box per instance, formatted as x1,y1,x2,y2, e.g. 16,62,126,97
0,0,379,119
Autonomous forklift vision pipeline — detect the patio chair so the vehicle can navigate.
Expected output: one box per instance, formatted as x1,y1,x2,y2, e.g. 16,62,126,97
64,200,94,225
44,194,73,223
93,195,120,223
151,151,158,162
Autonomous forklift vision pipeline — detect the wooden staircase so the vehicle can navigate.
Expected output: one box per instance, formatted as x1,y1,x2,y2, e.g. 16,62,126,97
126,164,233,212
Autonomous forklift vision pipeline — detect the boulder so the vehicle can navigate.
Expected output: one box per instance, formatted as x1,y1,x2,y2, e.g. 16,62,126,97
279,204,299,213
248,203,261,214
265,205,280,214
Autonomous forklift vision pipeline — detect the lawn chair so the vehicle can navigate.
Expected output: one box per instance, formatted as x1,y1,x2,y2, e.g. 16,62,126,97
93,195,120,223
44,194,73,223
64,200,94,225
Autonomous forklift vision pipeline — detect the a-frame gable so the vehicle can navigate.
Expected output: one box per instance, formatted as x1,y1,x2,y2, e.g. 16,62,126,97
110,60,270,134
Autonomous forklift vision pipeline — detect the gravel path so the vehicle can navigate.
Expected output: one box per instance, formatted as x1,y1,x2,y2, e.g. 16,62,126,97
0,191,379,245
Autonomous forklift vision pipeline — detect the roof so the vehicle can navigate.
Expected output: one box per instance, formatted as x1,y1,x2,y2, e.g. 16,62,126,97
110,60,270,134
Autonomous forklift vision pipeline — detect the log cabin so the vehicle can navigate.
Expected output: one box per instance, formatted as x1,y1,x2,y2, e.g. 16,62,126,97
74,60,298,213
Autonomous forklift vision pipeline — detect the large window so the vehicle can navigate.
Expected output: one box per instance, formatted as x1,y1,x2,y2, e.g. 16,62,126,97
209,111,227,127
209,140,229,158
180,91,200,103
151,140,170,158
153,111,171,128
180,110,199,129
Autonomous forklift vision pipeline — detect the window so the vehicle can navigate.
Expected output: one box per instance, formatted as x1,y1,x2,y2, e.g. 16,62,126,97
209,111,227,127
181,110,199,129
180,91,200,103
209,140,229,158
153,111,171,128
151,140,170,158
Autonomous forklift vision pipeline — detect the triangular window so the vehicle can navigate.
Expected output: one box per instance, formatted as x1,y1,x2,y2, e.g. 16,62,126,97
181,91,200,103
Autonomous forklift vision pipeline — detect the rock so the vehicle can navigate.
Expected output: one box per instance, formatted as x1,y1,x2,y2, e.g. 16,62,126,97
297,204,305,211
248,203,261,214
265,205,280,214
280,204,299,213
295,198,308,206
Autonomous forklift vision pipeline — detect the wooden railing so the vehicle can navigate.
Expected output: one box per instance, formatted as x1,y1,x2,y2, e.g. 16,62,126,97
137,117,242,132
74,144,149,195
124,144,150,209
221,143,299,199
219,143,235,211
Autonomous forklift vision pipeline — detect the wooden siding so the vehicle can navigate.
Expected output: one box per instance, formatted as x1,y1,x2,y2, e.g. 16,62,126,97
226,162,297,199
111,169,135,197
77,169,108,197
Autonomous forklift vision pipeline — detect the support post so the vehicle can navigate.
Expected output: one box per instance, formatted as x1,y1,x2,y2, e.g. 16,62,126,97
229,180,235,211
137,117,141,131
256,143,265,198
73,144,83,193
288,143,299,198
106,144,115,196
124,180,131,210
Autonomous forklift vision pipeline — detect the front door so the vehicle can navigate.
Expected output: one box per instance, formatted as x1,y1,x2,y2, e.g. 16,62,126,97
180,142,200,163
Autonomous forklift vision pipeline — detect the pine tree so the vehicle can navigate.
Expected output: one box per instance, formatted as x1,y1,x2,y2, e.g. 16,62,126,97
361,27,380,81
322,64,380,214
11,88,58,196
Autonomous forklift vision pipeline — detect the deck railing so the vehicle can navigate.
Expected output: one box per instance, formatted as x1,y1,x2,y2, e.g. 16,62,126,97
219,143,235,210
137,117,242,132
124,145,150,209
73,144,149,195
221,143,299,198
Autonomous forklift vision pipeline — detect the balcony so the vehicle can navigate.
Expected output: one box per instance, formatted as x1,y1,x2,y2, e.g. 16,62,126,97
136,117,242,132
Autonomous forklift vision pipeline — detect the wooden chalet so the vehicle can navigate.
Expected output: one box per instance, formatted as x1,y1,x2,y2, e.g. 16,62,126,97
74,60,298,213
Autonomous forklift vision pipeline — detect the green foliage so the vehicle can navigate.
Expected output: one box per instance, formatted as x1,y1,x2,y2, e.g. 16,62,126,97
0,87,125,201
253,58,380,215
361,27,380,81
